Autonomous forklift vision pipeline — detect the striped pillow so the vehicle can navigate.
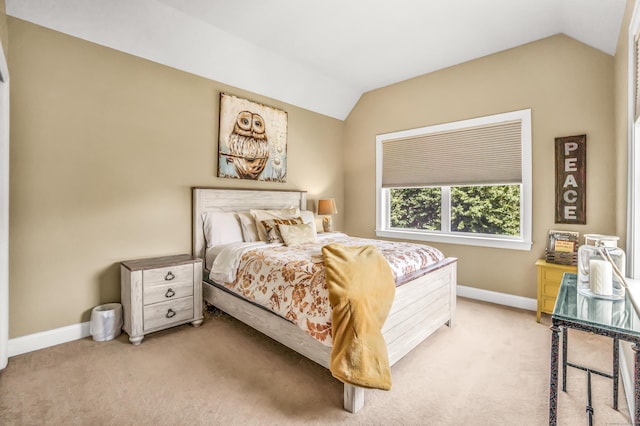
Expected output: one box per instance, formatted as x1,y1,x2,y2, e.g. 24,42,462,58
261,217,303,244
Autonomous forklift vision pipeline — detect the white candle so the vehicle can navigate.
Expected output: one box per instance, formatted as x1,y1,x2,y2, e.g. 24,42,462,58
590,259,613,296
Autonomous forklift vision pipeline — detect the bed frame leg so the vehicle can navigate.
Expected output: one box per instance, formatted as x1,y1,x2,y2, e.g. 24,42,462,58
447,267,457,328
344,384,364,413
447,307,455,328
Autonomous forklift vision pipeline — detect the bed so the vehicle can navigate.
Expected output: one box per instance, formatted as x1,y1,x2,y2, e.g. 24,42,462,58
192,187,457,413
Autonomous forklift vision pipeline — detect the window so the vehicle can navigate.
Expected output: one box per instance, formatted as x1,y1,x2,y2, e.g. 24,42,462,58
376,109,532,250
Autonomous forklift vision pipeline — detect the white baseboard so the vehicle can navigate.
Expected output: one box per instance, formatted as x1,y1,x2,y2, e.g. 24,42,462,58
6,286,534,358
457,284,537,312
8,321,90,357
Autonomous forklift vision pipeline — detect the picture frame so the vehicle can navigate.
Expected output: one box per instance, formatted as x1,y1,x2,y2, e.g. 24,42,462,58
547,230,579,253
546,229,579,265
217,93,288,182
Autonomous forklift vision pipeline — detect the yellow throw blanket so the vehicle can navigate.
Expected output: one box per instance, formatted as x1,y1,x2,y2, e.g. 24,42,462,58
322,243,396,390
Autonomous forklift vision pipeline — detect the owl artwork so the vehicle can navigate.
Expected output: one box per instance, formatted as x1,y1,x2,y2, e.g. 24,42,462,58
227,111,270,180
218,93,288,182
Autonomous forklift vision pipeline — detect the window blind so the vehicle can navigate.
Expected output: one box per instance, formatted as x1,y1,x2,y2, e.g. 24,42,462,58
382,120,522,188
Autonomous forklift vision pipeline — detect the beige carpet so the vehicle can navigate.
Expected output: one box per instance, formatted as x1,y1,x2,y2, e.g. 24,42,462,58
0,298,631,425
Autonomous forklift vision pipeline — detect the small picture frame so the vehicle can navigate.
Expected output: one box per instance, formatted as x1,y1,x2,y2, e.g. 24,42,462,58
546,230,579,265
548,230,579,252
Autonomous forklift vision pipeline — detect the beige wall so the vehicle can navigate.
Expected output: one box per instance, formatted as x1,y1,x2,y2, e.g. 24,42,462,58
343,34,616,299
7,18,344,338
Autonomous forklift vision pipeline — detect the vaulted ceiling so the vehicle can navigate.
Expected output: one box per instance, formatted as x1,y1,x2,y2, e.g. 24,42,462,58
6,0,628,120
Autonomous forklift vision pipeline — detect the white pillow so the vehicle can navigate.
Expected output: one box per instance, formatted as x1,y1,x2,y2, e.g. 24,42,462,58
250,207,300,242
299,210,318,235
236,211,260,242
202,211,244,248
279,222,318,246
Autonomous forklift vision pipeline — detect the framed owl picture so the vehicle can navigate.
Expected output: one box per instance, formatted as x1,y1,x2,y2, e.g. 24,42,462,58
217,93,288,182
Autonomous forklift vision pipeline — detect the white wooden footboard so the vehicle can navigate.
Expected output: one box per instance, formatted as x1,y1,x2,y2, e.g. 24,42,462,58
202,258,456,413
384,259,457,366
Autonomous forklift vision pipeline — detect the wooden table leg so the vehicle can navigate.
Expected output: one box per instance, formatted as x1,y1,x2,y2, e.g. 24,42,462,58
550,325,561,426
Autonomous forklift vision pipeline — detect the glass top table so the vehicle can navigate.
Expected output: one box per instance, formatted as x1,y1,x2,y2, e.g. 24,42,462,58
549,272,640,426
553,273,640,335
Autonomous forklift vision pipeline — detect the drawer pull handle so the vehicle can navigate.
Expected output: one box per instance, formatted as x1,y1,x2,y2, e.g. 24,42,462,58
165,271,175,281
165,288,175,298
166,309,176,318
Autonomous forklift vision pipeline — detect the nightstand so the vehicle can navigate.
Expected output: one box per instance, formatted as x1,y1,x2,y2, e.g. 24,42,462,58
535,259,577,322
120,254,203,345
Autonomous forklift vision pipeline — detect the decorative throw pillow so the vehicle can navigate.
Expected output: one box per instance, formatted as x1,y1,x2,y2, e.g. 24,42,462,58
236,211,260,242
250,207,300,241
278,222,318,246
261,217,303,243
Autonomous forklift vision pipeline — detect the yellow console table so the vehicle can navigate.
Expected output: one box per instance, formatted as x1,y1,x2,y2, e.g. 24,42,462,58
536,259,577,322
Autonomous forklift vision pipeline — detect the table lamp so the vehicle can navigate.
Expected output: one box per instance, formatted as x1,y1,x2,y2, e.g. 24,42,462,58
317,198,337,232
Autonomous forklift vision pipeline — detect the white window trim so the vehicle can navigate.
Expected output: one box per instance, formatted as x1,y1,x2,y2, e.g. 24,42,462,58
627,3,640,279
375,109,533,251
0,40,9,371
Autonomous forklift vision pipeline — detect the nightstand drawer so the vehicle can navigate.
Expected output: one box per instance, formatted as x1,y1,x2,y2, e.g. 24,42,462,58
144,281,193,305
144,297,194,331
542,267,566,283
143,264,193,287
536,259,577,322
541,296,557,313
542,280,560,298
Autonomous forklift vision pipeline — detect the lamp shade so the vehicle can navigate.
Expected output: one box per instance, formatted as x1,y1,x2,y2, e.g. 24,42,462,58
318,199,337,215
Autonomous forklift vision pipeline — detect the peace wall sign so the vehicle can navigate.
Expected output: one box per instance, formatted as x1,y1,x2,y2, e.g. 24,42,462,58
555,134,586,224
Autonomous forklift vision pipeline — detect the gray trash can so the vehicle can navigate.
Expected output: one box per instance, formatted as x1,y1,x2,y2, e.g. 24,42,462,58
90,303,123,341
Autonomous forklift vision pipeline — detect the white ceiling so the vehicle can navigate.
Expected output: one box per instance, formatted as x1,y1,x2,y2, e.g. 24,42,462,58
6,0,628,120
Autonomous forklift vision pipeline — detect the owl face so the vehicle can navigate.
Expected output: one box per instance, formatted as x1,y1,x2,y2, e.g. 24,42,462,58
233,111,266,140
227,110,270,180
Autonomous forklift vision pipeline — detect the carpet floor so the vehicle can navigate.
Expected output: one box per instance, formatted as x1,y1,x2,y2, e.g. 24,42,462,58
0,297,632,425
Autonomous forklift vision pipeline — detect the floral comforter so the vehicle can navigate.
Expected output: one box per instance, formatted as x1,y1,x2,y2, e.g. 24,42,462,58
209,233,444,347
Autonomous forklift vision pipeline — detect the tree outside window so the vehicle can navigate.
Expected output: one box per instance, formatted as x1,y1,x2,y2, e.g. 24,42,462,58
390,185,520,237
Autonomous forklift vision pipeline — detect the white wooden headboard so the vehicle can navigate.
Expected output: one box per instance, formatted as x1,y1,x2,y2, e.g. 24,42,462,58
192,187,307,260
